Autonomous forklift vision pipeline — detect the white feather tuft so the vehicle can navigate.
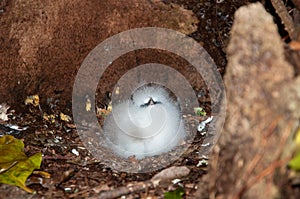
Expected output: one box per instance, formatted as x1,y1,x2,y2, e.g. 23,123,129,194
103,85,185,159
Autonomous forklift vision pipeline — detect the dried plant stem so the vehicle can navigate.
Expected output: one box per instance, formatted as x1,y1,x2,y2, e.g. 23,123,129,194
271,0,295,38
235,121,294,199
89,166,190,199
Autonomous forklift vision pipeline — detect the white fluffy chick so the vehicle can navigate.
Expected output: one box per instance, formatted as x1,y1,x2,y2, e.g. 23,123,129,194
103,85,185,159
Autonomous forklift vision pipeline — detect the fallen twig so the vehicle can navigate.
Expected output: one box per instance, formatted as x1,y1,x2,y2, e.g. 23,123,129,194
234,156,291,199
88,166,190,199
271,0,295,39
234,120,294,199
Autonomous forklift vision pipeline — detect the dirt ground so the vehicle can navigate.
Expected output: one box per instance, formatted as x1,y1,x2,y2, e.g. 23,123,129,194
1,0,300,198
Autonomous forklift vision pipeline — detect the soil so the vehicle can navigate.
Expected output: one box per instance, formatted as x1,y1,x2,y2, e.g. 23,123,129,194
1,0,300,198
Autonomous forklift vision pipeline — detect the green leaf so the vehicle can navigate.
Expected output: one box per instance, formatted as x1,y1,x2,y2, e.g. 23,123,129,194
0,135,42,193
289,152,300,171
294,128,300,147
194,107,206,116
164,187,185,199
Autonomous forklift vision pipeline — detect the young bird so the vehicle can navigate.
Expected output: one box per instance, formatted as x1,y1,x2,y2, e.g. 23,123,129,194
103,85,185,159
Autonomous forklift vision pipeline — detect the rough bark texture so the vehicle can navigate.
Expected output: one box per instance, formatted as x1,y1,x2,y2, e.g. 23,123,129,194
195,3,300,198
0,0,198,108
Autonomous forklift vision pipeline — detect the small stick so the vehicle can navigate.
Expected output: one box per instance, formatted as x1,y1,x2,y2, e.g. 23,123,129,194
88,166,190,199
271,0,295,39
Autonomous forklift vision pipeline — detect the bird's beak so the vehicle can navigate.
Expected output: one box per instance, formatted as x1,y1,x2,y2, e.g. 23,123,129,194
148,98,155,105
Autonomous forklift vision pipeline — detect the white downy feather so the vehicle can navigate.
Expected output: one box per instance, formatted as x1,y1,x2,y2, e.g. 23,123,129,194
103,85,185,159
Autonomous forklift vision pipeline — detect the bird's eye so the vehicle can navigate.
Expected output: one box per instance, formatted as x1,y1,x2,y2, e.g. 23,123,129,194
140,98,162,107
140,103,148,108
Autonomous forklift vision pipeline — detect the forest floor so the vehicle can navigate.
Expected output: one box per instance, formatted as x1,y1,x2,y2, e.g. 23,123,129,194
1,0,300,198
